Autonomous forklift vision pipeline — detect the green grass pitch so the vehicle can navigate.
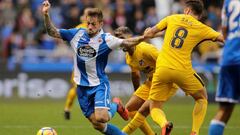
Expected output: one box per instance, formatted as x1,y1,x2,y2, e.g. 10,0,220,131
0,97,239,135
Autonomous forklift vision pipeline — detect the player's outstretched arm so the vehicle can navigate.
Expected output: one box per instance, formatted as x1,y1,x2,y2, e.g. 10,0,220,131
154,31,165,38
121,35,145,48
143,26,161,39
42,0,61,38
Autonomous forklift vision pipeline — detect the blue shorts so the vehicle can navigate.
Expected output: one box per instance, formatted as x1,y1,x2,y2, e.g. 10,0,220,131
216,65,240,103
76,82,111,118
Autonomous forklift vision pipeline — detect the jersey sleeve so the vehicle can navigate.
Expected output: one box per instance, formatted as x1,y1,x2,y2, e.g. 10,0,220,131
105,33,124,50
201,26,221,41
156,16,168,31
59,28,79,42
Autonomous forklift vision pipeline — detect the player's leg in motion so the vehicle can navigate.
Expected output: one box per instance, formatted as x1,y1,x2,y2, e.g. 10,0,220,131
94,84,128,135
148,68,178,135
76,82,127,135
150,100,173,135
189,88,208,135
209,65,239,135
64,73,77,120
208,103,234,135
122,85,155,135
90,107,127,135
122,98,155,135
64,84,77,120
180,72,208,135
171,69,208,135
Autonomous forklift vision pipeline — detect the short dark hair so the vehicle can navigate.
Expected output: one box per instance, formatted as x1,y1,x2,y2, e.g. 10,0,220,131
185,0,204,16
87,8,103,22
114,26,133,38
199,9,208,23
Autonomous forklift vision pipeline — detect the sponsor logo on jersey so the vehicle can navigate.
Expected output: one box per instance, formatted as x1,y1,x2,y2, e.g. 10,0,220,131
77,45,97,59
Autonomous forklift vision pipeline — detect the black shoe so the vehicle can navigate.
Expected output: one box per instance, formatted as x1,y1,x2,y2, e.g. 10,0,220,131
64,111,70,120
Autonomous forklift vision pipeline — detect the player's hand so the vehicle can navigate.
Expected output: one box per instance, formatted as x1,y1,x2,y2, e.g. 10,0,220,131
143,27,154,38
144,27,151,34
42,0,51,15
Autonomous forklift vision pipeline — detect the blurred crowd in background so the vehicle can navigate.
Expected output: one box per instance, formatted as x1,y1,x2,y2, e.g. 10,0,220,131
0,0,223,72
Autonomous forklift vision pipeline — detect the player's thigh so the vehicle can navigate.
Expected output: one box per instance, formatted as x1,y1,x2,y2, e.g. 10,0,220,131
166,83,179,99
176,70,205,95
134,80,151,100
94,82,112,121
76,86,95,118
150,68,176,101
150,83,178,101
150,82,176,101
216,65,240,103
126,81,151,111
94,82,111,109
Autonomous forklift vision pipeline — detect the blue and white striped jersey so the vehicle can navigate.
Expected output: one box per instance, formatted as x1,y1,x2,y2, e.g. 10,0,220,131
60,28,123,86
221,0,240,66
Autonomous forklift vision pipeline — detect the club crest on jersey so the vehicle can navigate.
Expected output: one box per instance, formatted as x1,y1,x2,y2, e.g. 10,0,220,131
77,45,96,60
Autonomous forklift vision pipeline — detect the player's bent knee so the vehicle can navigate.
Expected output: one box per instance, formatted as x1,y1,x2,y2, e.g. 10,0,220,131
95,108,110,123
191,89,208,100
196,98,208,105
95,113,109,123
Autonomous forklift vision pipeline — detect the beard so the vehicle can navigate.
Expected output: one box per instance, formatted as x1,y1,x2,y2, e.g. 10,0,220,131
87,29,99,37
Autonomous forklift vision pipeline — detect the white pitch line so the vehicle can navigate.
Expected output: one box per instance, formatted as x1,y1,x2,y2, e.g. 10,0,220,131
0,125,239,129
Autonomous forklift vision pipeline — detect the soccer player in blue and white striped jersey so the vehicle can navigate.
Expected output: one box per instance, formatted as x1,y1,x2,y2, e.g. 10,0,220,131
42,1,144,135
209,0,240,135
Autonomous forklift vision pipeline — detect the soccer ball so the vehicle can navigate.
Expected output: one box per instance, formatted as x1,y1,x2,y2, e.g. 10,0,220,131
36,127,57,135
